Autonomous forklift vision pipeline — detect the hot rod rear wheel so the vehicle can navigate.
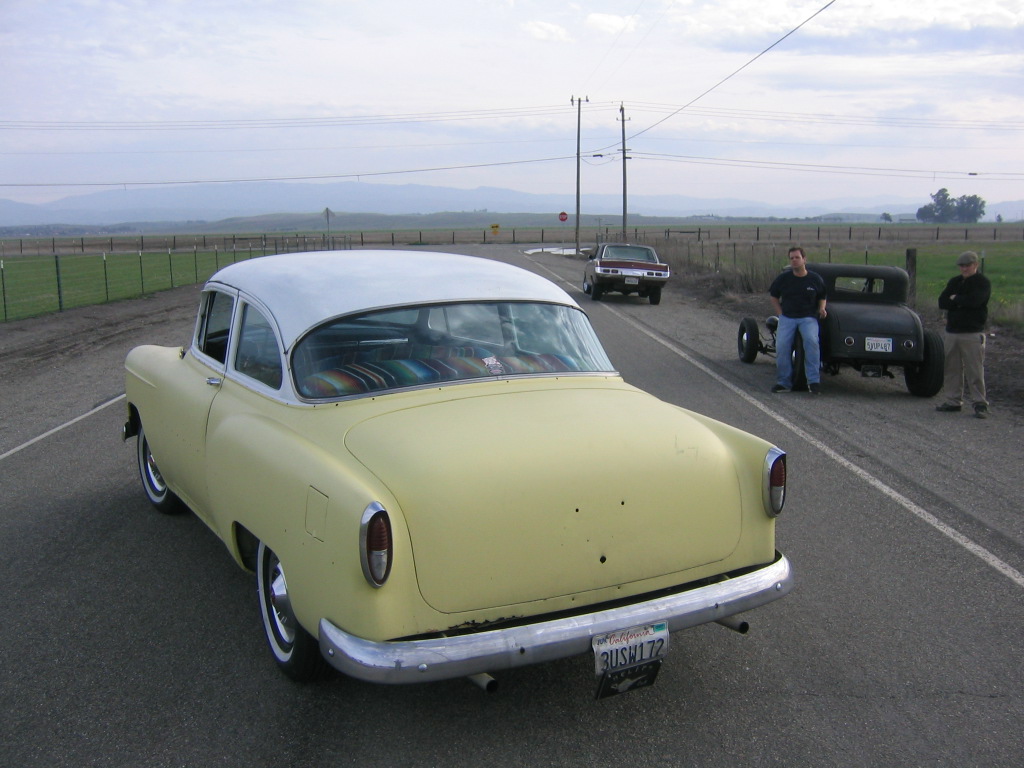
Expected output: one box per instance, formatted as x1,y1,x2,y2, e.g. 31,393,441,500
737,318,759,363
905,329,945,397
136,425,183,514
648,286,662,305
257,541,327,681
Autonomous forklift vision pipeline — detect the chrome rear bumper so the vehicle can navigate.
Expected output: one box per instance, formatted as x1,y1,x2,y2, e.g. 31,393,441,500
318,552,793,684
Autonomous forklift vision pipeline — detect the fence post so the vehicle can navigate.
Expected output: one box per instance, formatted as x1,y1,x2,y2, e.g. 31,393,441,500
103,253,109,303
1,259,6,321
55,253,64,311
906,248,917,308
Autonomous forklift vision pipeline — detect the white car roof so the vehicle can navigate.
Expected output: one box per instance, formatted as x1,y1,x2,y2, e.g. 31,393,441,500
207,250,580,347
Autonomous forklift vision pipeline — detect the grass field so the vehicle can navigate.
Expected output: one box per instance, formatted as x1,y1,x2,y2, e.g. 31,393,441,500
0,249,250,322
1,235,1021,329
655,240,1024,330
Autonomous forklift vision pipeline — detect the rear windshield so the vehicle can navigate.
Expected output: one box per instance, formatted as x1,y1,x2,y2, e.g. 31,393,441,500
292,301,615,399
602,246,659,262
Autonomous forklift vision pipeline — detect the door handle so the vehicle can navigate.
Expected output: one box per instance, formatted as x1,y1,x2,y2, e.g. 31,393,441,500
206,377,223,386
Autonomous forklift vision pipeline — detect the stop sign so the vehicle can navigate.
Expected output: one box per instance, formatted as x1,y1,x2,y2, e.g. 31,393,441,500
559,211,568,222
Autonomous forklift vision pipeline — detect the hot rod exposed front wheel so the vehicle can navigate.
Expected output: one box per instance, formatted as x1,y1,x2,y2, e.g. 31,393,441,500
737,318,759,363
257,541,327,681
136,425,183,514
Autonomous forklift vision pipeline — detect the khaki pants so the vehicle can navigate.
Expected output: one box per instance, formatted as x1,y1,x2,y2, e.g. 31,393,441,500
942,331,988,407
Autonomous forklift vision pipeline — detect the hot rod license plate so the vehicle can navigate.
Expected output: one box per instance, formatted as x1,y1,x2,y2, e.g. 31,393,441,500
592,622,669,699
866,337,893,353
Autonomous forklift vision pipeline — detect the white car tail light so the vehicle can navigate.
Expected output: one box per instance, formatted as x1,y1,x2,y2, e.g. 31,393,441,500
360,503,393,587
764,448,786,517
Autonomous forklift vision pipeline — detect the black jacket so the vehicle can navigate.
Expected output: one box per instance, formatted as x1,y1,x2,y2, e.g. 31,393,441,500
938,272,991,333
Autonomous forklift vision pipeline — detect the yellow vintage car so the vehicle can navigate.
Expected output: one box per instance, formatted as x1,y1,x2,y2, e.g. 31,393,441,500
124,250,791,696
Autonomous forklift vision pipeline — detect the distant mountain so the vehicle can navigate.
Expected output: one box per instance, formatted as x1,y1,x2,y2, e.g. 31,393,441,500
0,181,1018,230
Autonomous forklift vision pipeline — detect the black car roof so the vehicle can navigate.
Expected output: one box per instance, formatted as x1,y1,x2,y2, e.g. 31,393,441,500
806,262,910,304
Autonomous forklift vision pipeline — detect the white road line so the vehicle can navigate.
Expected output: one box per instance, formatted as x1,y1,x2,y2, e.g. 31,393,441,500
0,394,125,462
529,254,1024,590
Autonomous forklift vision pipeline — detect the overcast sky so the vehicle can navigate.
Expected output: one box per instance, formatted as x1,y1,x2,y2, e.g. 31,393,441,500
2,0,1022,212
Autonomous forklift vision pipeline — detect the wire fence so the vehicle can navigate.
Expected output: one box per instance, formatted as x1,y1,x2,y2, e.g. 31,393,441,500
2,224,1021,322
2,222,1022,259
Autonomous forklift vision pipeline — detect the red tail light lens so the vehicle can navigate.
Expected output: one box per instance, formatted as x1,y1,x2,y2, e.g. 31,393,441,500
360,503,393,587
766,449,786,517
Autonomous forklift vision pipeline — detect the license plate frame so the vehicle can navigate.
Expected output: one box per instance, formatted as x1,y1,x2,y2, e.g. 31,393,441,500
592,622,669,698
865,337,893,353
624,276,640,285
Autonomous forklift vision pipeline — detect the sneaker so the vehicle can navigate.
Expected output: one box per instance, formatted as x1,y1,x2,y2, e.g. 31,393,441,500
974,404,989,419
808,383,821,394
771,384,790,393
935,403,961,412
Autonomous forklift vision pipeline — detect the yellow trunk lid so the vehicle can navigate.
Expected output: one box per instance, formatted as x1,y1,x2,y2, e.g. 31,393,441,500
345,382,742,613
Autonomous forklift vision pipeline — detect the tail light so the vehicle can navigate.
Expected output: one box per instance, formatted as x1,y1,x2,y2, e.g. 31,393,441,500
360,503,393,587
764,448,786,517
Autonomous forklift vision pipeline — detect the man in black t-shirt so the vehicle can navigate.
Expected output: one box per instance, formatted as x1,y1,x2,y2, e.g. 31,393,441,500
768,247,827,394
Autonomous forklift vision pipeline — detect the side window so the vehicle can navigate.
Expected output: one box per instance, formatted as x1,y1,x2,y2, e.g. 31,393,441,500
234,304,283,389
427,304,504,345
197,290,235,364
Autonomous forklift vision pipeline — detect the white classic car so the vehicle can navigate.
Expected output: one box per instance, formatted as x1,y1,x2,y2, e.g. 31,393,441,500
124,250,792,697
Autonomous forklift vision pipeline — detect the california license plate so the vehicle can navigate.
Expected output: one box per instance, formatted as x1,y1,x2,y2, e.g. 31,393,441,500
592,622,669,698
866,337,893,353
624,276,639,285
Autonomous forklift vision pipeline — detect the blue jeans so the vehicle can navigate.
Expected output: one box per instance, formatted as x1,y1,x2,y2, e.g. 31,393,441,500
776,315,821,387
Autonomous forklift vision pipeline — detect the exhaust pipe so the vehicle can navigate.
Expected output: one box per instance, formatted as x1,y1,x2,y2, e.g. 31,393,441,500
467,672,498,693
715,616,749,634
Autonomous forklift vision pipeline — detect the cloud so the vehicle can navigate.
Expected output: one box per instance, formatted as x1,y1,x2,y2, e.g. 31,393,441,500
585,13,639,35
522,20,572,43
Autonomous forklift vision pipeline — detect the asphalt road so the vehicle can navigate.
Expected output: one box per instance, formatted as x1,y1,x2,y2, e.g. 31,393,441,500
1,245,1021,767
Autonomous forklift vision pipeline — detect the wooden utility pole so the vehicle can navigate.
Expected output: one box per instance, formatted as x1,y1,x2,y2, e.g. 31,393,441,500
619,103,629,237
572,96,588,255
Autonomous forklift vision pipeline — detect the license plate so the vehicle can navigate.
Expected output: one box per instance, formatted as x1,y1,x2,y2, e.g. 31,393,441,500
592,622,669,698
866,337,893,353
624,276,639,285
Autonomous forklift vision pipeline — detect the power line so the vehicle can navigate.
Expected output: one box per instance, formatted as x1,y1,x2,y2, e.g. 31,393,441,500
0,154,578,189
626,102,1024,132
631,150,1024,181
586,0,839,157
0,103,615,132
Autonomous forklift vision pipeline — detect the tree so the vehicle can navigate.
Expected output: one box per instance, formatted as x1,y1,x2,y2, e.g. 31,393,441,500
955,194,986,223
881,212,893,223
916,188,986,224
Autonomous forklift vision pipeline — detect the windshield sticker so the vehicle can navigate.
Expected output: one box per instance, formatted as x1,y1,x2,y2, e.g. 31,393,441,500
482,356,506,375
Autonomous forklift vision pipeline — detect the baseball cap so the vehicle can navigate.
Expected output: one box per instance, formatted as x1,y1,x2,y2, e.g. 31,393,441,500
956,251,979,266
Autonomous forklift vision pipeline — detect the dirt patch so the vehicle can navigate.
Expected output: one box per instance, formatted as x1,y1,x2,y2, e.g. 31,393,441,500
680,271,1024,416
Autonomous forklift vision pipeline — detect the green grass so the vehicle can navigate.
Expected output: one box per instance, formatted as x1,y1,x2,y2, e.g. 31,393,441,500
2,236,1022,330
0,249,251,322
656,240,1024,331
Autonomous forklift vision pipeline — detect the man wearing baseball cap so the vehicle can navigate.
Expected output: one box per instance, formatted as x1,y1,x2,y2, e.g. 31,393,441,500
936,251,992,418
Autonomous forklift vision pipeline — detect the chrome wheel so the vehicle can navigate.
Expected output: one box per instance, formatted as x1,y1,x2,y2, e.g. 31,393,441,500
257,541,327,680
136,424,181,514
